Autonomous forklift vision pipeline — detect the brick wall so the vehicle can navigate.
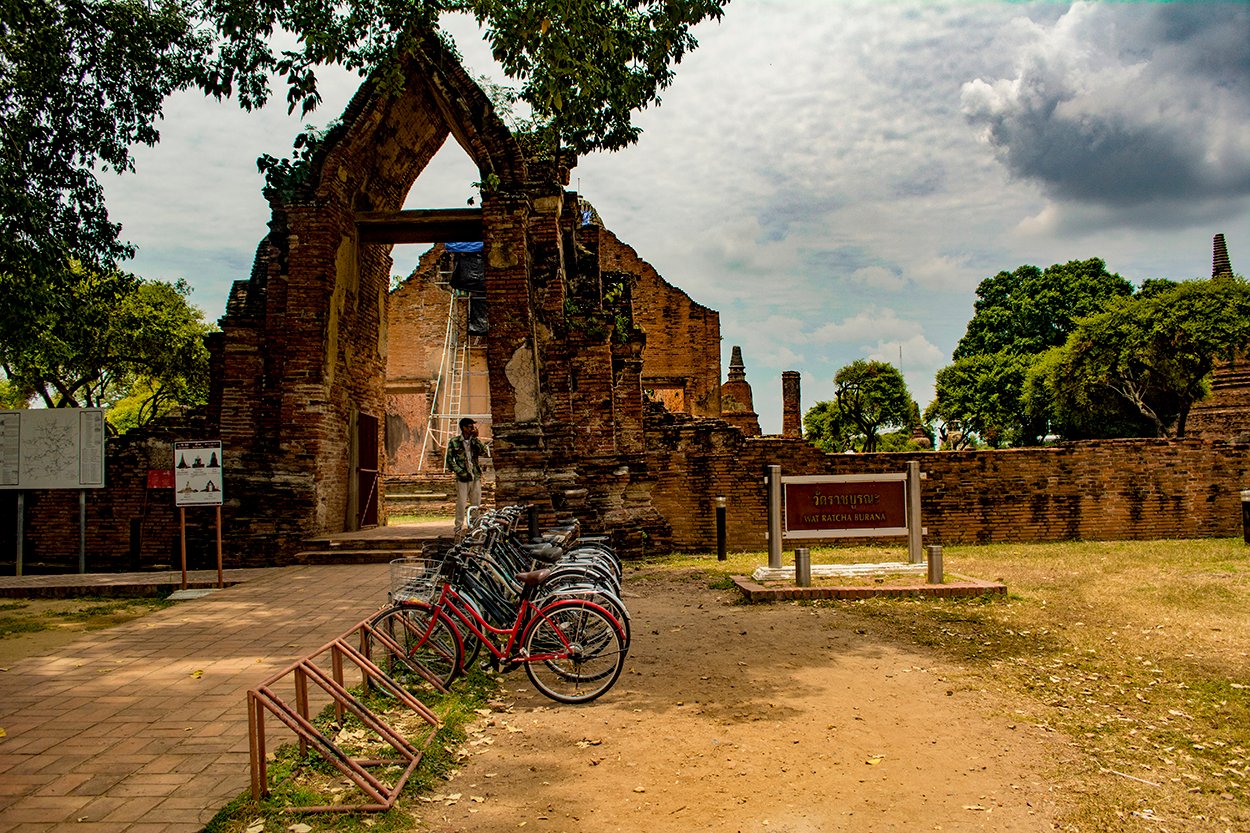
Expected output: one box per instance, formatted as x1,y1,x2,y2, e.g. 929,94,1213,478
597,228,721,417
646,409,1250,553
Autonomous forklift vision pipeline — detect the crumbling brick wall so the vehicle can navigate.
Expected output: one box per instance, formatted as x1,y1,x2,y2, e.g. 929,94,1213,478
597,228,721,417
646,409,1250,553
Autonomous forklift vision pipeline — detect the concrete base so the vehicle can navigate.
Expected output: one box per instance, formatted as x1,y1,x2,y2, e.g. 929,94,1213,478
732,574,1007,602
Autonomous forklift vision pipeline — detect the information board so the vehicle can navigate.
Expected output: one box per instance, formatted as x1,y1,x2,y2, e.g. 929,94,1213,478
173,441,224,506
0,408,106,489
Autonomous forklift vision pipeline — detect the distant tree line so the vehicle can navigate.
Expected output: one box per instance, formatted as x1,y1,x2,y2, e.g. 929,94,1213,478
804,259,1250,453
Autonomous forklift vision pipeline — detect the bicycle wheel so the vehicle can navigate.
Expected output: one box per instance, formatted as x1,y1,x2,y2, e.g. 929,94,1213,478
368,603,463,689
522,600,626,704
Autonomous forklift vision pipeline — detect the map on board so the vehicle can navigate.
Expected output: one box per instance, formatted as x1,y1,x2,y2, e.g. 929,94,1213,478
0,409,106,489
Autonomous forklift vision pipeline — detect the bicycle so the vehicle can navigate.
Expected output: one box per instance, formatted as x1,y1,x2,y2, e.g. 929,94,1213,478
370,553,628,704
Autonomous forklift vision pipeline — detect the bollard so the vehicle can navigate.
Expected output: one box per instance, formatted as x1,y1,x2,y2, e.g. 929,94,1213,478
715,496,727,562
927,544,943,584
1242,490,1250,544
795,547,811,587
527,504,540,542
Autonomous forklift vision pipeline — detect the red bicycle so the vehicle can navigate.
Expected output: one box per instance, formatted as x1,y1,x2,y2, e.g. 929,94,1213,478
369,554,628,704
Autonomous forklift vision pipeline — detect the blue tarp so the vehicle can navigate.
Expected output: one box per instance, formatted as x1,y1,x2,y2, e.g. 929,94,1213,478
445,241,484,253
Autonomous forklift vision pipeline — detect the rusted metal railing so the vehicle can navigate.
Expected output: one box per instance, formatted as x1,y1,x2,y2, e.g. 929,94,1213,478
247,617,448,812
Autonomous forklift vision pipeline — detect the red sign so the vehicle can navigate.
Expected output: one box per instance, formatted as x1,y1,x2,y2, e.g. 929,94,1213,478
147,469,175,489
784,479,906,533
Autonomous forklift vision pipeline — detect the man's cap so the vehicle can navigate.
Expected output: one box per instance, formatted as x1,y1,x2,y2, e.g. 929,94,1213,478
459,417,476,429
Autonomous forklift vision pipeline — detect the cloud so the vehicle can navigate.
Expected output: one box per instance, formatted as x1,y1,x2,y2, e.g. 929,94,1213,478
961,2,1250,212
812,307,917,344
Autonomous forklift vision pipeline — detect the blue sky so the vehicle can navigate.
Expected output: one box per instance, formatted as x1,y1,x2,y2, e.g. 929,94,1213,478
102,1,1250,433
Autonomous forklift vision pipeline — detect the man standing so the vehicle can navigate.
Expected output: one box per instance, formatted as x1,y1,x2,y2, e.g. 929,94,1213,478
446,417,489,538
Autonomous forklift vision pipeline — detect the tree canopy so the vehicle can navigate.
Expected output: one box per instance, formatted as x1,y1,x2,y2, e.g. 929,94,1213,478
931,258,1133,445
804,360,918,453
1,0,728,301
1032,275,1250,438
0,264,212,432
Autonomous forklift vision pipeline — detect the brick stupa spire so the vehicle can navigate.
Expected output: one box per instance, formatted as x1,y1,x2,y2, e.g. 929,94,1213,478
719,346,761,436
1213,233,1232,277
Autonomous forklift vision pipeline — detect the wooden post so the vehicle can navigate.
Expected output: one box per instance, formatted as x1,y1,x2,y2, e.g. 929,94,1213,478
215,504,224,589
179,507,188,590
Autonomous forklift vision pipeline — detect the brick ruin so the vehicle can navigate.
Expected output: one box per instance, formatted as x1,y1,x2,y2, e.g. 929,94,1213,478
383,227,723,480
1185,233,1249,442
4,34,1248,571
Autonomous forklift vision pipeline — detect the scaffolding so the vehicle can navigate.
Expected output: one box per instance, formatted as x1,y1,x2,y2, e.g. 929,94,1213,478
417,287,490,471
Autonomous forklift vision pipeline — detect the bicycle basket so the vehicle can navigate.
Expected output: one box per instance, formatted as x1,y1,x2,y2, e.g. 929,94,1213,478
389,557,443,604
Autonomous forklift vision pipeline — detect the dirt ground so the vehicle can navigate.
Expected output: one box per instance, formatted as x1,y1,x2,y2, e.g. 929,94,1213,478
427,568,1067,833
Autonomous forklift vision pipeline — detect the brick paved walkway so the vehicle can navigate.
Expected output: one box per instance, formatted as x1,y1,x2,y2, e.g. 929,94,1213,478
0,565,389,832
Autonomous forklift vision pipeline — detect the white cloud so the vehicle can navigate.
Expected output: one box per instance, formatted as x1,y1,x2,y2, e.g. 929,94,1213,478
812,308,915,344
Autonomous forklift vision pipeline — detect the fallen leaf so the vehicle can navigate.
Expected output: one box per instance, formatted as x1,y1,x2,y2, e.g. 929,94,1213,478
190,669,203,679
633,786,646,793
866,757,883,766
964,804,988,811
245,821,264,833
0,727,6,738
288,824,313,833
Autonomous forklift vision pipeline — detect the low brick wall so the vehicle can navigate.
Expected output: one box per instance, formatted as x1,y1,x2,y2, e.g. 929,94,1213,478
646,413,1250,552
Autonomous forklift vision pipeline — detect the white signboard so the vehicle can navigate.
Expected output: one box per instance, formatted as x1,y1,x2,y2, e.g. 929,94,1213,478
173,441,224,506
0,408,106,489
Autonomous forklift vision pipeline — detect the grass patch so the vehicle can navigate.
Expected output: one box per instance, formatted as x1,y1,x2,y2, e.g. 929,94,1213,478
388,513,452,525
204,666,502,832
0,596,171,639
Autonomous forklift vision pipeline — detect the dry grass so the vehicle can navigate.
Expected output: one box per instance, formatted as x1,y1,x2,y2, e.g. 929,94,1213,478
649,539,1250,833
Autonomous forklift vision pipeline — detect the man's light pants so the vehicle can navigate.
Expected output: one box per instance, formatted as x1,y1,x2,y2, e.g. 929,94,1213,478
455,478,482,538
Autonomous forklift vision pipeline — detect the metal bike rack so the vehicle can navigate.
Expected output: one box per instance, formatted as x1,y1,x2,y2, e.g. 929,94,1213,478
247,618,449,813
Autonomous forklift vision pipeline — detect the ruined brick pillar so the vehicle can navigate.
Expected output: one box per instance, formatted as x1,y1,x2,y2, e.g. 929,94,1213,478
782,371,802,437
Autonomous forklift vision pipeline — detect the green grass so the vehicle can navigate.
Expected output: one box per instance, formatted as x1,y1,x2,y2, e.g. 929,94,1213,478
387,513,453,525
0,596,172,638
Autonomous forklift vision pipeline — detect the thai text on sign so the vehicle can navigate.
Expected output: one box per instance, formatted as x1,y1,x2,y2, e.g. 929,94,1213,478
782,474,908,539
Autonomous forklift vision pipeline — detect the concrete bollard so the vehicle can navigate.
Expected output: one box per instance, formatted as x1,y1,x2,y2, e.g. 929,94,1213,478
927,544,943,584
795,547,811,587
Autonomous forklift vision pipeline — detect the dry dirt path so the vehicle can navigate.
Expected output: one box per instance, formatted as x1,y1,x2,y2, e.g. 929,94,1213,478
430,568,1063,833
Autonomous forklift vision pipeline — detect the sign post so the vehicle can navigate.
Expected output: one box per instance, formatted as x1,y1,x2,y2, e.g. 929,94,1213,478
173,441,224,589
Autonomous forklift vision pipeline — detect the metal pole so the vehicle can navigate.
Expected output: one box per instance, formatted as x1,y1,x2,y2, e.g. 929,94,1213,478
927,544,943,584
767,465,783,569
715,496,727,562
79,490,86,574
907,461,923,564
794,546,811,587
15,491,23,577
216,504,224,589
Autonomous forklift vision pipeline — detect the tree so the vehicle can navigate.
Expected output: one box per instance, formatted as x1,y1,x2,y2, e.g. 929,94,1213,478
805,360,916,453
933,258,1134,445
1,0,729,301
1036,275,1250,438
925,352,1039,447
0,264,212,432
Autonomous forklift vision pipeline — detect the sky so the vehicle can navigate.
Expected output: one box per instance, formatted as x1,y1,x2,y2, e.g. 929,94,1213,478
102,0,1250,434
